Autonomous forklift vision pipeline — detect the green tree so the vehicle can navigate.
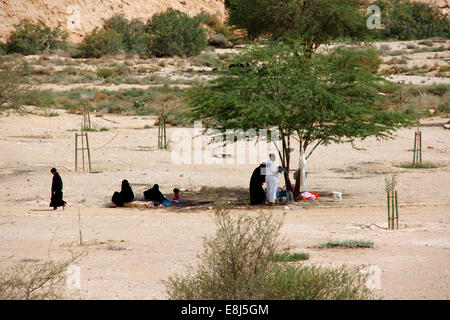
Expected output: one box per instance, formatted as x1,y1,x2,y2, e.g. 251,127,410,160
188,43,412,198
145,9,208,57
225,0,367,55
77,27,122,58
5,20,68,55
104,14,149,54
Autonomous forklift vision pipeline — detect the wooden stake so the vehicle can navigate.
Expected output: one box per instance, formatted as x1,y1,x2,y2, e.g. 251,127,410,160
75,134,78,172
77,205,83,246
395,191,399,229
387,193,391,230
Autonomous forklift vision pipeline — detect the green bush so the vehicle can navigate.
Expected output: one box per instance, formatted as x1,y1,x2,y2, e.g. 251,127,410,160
192,52,223,68
332,47,382,73
164,202,377,300
0,59,21,110
0,42,6,55
78,28,122,58
438,102,450,113
17,90,55,108
146,9,208,57
96,68,115,78
273,252,309,262
5,20,68,55
374,0,450,40
104,14,149,54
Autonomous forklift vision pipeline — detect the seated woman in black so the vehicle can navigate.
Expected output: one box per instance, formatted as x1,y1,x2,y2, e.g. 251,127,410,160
143,184,166,203
111,180,134,207
249,163,266,205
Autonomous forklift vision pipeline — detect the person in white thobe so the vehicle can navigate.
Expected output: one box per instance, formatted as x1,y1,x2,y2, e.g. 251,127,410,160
265,153,282,204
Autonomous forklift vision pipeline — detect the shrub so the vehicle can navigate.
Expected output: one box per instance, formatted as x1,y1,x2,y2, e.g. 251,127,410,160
146,9,208,57
192,52,223,68
78,28,122,58
438,103,450,113
316,240,374,249
96,68,114,78
5,20,68,55
164,202,377,300
332,47,381,73
0,250,84,300
273,252,309,262
0,42,6,55
0,60,21,110
374,0,450,40
424,84,449,96
17,90,55,108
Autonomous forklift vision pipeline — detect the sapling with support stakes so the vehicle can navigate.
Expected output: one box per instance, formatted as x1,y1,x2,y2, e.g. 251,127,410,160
158,105,168,150
412,90,423,168
81,104,91,131
384,175,399,230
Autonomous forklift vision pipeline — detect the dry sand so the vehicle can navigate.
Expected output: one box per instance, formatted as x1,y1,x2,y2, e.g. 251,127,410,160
0,110,449,300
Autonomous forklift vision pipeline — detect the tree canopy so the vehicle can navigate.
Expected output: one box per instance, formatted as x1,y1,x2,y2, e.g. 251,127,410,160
188,43,412,197
225,0,368,55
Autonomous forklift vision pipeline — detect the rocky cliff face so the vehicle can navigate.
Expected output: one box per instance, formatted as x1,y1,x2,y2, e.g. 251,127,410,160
0,0,226,43
0,0,447,43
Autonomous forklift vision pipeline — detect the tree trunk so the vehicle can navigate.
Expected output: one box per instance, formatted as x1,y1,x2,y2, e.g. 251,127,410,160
294,171,301,200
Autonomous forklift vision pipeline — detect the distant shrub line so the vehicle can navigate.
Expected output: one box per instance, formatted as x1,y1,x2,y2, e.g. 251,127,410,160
1,9,209,58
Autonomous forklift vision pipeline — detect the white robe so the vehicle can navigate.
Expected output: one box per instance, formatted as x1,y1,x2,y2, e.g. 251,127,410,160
265,160,279,203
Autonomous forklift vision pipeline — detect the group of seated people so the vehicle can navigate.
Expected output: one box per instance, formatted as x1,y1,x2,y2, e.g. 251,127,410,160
111,180,180,207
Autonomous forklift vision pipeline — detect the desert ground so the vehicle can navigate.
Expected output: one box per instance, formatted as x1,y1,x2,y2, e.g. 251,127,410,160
0,37,449,299
0,107,449,300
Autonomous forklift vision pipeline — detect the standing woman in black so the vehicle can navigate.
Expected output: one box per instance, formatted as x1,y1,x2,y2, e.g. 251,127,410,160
50,168,66,210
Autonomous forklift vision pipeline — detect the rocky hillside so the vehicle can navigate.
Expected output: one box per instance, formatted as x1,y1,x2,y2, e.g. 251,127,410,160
0,0,447,43
0,0,226,43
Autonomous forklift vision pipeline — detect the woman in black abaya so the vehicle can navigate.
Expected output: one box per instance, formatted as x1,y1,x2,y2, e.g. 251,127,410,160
50,168,66,210
111,180,134,207
249,163,266,205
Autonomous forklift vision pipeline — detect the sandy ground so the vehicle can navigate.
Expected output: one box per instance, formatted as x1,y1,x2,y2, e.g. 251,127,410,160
0,110,449,300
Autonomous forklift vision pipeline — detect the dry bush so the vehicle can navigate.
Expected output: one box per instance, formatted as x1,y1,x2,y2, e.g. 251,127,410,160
164,201,377,300
0,58,22,110
0,248,86,300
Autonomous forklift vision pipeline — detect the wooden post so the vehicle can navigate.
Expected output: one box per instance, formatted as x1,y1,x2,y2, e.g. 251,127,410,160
395,191,399,229
75,134,78,172
391,192,395,230
81,131,85,172
85,132,92,172
387,193,391,230
413,132,417,167
419,131,422,164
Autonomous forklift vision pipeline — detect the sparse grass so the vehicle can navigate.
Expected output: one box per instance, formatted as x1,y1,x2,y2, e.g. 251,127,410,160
273,252,309,262
385,50,407,56
191,52,223,68
418,40,434,47
386,57,407,65
316,240,374,249
399,162,438,169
